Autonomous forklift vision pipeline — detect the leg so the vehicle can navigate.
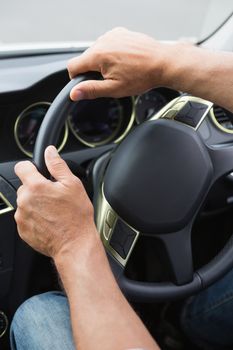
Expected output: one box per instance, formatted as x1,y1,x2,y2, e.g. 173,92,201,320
180,268,233,349
10,291,75,350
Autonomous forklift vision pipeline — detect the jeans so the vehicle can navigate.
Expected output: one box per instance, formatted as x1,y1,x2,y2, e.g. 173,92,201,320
180,267,233,349
10,268,233,350
10,291,75,350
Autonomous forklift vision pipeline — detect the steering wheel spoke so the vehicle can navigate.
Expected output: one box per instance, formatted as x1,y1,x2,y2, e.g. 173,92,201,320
62,144,114,169
95,186,140,271
154,224,193,285
208,143,233,182
0,176,17,211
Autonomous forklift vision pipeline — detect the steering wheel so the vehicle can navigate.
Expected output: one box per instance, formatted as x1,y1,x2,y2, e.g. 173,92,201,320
3,75,233,303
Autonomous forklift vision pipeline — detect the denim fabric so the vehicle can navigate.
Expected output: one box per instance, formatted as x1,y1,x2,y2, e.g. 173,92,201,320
11,269,233,350
10,291,75,350
180,268,233,350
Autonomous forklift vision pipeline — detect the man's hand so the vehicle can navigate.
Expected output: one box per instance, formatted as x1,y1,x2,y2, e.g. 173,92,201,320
68,27,233,113
67,27,170,101
14,145,159,350
14,145,96,258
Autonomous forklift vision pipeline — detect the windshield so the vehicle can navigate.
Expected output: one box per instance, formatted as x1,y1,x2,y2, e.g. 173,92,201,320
0,0,232,47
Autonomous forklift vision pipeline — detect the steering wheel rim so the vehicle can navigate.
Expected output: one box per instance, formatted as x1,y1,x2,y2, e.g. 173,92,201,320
33,76,233,302
33,74,96,175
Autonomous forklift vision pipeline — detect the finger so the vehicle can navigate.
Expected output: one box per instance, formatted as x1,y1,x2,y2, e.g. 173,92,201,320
70,79,120,101
44,146,74,184
16,185,25,208
14,161,46,185
16,185,24,196
67,50,98,79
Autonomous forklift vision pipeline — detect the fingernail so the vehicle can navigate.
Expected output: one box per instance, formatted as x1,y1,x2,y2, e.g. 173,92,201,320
71,89,85,101
46,146,58,159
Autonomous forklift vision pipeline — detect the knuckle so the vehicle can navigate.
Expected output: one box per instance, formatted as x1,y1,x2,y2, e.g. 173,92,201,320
16,187,28,208
17,185,24,196
16,193,28,208
16,197,21,208
14,210,18,221
93,49,101,61
113,26,126,33
28,180,44,193
71,175,82,187
97,34,104,42
67,58,76,76
92,50,104,68
14,210,22,224
67,58,73,69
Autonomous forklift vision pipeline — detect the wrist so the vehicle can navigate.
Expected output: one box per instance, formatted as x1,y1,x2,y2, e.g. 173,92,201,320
154,41,196,89
54,226,102,264
54,228,109,288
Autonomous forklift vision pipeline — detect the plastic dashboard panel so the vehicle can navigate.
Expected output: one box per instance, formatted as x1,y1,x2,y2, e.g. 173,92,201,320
0,52,82,95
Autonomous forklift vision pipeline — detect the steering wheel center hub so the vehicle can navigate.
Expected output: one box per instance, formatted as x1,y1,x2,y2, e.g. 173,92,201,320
104,119,213,234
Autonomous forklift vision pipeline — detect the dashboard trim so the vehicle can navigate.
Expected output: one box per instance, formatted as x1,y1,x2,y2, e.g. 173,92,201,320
0,192,14,215
114,97,136,144
210,107,233,134
68,97,136,148
14,102,69,158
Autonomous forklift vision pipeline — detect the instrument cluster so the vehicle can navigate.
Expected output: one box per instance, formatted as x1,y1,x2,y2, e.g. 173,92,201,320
14,88,180,157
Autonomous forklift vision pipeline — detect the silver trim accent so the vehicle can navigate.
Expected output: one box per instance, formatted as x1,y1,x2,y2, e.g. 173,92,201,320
150,95,213,129
68,97,135,148
14,102,68,157
0,193,14,215
210,106,233,134
96,185,139,267
0,311,8,338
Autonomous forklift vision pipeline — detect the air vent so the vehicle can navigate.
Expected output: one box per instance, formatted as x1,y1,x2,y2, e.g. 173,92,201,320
0,194,13,215
212,105,233,132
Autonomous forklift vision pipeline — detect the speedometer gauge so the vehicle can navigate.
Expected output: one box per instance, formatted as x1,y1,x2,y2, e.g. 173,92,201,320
135,89,168,124
14,102,68,157
68,98,124,147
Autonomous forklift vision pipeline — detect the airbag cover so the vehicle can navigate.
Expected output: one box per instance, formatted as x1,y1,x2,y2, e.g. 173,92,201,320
104,119,213,233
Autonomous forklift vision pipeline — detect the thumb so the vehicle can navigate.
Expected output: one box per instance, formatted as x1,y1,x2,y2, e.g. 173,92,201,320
45,146,73,183
70,79,120,101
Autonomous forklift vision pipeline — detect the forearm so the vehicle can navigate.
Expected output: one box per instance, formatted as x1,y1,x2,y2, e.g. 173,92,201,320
162,42,233,112
55,230,159,350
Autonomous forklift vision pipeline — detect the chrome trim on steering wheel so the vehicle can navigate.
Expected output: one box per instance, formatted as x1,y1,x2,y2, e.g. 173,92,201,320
0,193,14,215
150,95,213,130
96,185,139,267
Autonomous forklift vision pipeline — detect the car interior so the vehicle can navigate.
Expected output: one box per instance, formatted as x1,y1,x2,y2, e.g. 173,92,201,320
1,11,233,350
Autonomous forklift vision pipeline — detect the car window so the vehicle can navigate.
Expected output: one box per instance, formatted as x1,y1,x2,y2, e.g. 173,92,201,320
0,0,232,45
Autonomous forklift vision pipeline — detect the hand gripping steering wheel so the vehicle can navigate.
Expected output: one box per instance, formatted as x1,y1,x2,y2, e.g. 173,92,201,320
29,76,233,302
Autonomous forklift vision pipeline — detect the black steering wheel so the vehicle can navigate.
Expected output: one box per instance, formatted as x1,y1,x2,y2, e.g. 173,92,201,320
15,76,233,302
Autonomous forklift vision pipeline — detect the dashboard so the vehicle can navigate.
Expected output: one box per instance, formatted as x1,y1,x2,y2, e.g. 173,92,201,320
0,50,233,166
0,66,180,162
11,87,233,161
